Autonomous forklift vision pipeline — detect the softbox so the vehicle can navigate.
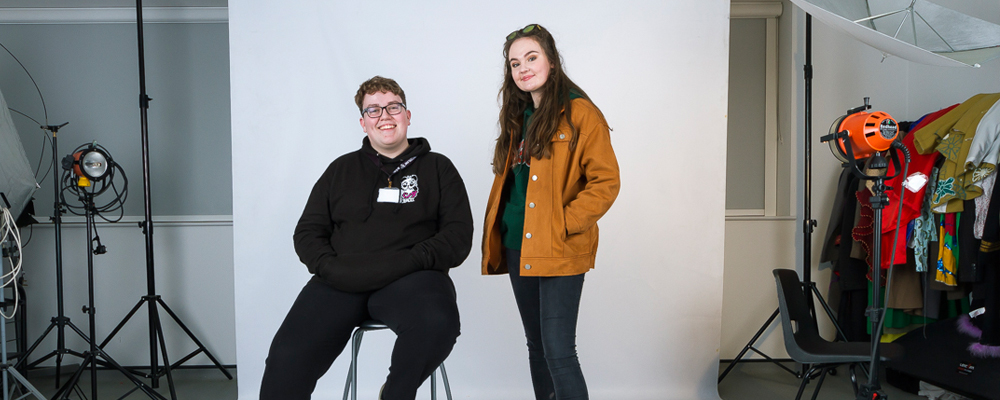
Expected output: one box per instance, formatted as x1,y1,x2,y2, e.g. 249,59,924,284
0,85,38,219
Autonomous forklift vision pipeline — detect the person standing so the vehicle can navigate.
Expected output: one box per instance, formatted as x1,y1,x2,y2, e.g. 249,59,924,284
481,24,621,400
261,76,474,400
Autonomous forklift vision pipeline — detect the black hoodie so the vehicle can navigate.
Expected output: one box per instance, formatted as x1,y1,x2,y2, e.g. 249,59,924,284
293,137,474,293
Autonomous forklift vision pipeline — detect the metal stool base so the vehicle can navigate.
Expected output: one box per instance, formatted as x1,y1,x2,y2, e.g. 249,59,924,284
342,320,452,400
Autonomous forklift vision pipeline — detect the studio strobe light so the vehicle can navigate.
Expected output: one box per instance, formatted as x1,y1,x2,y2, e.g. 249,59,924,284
827,106,899,163
68,146,111,182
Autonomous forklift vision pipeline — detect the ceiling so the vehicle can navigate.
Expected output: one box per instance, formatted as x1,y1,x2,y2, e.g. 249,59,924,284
0,0,226,7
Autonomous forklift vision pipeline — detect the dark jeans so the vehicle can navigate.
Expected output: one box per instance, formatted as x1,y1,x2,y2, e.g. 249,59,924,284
507,249,589,400
260,270,460,400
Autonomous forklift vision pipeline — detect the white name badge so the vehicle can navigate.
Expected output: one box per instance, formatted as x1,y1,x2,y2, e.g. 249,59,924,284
377,187,401,203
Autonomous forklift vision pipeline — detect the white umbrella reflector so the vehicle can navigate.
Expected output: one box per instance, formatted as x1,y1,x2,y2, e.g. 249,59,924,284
0,86,38,219
790,0,1000,68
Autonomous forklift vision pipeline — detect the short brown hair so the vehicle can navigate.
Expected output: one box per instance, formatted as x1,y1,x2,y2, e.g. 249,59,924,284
354,76,406,111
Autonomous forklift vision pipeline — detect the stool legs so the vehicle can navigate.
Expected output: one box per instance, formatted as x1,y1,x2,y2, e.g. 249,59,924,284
343,326,452,400
343,327,366,400
439,364,452,400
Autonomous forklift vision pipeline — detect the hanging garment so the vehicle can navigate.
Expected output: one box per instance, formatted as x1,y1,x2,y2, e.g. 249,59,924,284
937,213,959,286
974,170,997,239
877,127,942,270
821,167,872,291
887,258,924,310
911,167,941,273
864,106,955,271
914,93,1000,213
883,106,953,232
964,98,1000,172
974,164,1000,348
958,199,982,283
979,263,1000,348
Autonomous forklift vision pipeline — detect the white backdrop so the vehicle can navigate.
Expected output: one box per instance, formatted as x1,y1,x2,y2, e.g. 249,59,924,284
229,1,730,399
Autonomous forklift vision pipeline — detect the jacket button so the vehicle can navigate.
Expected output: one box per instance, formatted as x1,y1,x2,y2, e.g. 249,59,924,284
528,202,535,208
531,175,538,181
524,264,531,270
525,233,532,239
559,134,565,139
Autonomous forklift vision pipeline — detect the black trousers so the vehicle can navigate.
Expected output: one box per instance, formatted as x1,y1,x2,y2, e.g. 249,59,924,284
260,270,460,400
507,249,589,400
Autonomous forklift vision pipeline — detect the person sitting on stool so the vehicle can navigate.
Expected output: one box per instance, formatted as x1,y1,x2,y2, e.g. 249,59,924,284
260,76,474,400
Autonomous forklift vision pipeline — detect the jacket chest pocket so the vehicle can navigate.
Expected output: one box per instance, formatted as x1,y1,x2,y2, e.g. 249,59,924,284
547,130,576,189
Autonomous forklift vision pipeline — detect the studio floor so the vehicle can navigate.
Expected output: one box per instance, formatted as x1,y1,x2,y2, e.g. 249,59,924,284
718,361,927,400
6,362,943,399
17,367,237,400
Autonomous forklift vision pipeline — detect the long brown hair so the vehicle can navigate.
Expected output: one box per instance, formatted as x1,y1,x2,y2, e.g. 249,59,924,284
493,24,591,175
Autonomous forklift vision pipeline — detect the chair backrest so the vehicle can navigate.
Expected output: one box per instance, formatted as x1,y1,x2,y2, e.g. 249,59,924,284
773,268,822,360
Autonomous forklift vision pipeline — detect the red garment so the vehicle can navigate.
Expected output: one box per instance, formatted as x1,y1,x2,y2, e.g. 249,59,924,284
852,188,906,269
881,105,957,232
852,189,877,268
875,105,957,269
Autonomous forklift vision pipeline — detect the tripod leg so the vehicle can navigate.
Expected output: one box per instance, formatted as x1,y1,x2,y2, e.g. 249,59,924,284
52,353,90,400
92,347,168,400
99,298,146,349
808,283,850,342
719,308,780,383
157,298,233,379
810,367,829,400
151,306,177,400
15,321,56,370
794,365,818,400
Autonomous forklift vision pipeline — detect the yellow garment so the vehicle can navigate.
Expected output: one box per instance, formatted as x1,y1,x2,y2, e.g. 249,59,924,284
913,93,1000,213
936,224,958,286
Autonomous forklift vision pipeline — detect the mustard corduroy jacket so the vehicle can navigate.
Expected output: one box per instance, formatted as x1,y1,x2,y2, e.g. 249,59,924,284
482,98,620,277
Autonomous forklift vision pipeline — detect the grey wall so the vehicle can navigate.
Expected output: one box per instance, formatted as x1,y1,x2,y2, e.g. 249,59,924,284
0,22,232,217
1,16,236,368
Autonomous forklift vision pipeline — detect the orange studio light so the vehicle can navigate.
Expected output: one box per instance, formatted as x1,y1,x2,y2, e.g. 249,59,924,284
828,110,898,162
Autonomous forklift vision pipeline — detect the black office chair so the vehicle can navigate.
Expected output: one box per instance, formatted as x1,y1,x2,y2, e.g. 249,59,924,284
773,268,902,400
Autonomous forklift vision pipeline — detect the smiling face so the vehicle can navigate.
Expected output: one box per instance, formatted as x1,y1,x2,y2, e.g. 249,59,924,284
508,37,552,107
359,91,411,158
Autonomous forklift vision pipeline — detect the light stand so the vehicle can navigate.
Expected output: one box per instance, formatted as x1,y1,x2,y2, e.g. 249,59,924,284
97,0,231,394
50,186,165,400
819,101,903,400
16,123,94,389
857,163,889,400
719,14,849,384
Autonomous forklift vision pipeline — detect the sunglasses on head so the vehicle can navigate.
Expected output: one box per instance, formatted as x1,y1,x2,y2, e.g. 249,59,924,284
507,24,538,41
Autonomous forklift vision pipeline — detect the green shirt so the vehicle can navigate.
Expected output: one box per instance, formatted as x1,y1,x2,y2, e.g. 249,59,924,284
500,107,534,250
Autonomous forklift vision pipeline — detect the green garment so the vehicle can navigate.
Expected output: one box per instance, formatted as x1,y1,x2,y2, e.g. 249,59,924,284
500,108,535,250
866,281,970,333
500,163,531,250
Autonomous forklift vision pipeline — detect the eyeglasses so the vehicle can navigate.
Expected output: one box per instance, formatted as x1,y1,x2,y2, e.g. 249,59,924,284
361,102,406,118
506,24,538,41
